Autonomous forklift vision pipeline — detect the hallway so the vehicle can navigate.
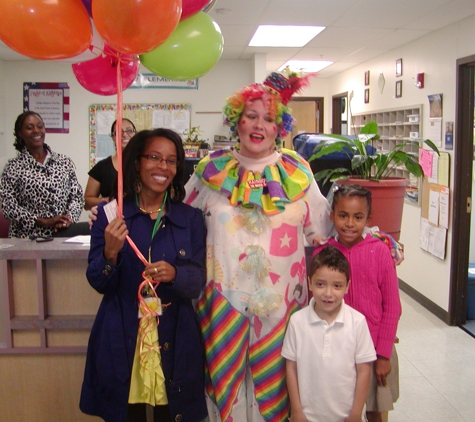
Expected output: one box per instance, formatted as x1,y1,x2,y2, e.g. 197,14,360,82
393,291,475,421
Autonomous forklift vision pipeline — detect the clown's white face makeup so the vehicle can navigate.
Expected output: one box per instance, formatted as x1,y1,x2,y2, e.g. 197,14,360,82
236,99,278,159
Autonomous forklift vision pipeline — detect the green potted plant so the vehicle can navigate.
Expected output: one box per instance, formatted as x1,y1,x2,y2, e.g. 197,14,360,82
183,126,206,158
308,121,439,240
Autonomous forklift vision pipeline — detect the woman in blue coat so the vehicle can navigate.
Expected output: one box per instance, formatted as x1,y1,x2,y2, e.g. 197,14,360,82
80,128,208,422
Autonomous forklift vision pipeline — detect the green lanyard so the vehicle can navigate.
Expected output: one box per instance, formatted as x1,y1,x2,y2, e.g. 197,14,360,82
135,191,168,242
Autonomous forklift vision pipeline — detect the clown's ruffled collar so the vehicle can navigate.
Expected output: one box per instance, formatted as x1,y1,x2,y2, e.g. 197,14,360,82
194,148,314,214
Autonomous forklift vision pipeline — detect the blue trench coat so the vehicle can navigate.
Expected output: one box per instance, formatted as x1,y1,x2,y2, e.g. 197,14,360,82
80,198,207,422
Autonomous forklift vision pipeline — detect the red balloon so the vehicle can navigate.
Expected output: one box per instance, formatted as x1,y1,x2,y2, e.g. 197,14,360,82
0,0,92,60
72,44,140,95
93,0,182,55
181,0,212,21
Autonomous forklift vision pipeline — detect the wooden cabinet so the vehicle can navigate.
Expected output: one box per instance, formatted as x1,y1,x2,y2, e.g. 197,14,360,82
0,238,99,354
351,105,423,188
0,238,101,421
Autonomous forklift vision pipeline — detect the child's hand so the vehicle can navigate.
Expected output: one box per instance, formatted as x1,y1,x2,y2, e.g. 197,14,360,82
374,356,391,387
88,205,98,230
289,410,308,422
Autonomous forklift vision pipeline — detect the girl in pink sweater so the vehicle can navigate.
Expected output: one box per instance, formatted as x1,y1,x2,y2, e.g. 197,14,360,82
313,184,401,422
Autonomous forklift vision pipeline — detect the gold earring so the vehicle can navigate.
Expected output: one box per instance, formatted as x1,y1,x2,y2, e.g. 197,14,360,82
134,179,142,193
170,185,176,199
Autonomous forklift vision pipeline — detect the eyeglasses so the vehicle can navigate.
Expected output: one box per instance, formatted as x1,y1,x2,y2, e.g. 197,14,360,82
141,155,179,167
111,129,136,136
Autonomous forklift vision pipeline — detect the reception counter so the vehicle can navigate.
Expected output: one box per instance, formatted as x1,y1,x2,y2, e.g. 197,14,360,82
0,238,101,421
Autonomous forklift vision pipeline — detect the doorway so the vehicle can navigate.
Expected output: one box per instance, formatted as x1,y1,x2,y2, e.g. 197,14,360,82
284,97,324,149
450,54,475,327
332,92,348,135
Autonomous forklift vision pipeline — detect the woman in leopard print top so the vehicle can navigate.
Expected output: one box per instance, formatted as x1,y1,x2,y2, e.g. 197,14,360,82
0,111,84,238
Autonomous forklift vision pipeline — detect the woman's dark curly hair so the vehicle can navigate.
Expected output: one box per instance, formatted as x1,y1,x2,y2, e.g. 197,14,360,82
115,128,186,203
13,111,44,152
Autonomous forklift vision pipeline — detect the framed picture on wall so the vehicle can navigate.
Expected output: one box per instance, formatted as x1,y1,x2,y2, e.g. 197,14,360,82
395,80,402,98
365,70,370,86
396,58,403,77
364,88,370,103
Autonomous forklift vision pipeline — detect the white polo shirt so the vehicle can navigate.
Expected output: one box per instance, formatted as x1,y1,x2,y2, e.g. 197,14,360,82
282,298,376,422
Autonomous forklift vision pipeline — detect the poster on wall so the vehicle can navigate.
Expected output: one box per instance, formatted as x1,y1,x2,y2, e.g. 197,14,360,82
427,93,443,147
23,82,70,133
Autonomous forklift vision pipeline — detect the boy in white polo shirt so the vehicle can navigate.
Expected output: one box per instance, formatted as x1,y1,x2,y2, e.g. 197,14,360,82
282,246,376,422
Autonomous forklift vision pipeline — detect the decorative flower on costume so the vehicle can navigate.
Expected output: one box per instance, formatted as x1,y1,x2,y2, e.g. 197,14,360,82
239,245,271,279
242,207,271,234
239,245,283,316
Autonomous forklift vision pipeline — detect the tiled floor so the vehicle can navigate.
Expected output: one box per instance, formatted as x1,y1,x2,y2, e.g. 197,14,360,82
391,291,475,421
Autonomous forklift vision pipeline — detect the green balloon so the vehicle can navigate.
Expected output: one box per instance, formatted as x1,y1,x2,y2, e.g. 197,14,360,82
140,12,224,81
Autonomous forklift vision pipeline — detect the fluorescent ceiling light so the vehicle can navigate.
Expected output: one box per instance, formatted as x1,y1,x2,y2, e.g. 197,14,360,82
279,60,333,73
249,25,325,47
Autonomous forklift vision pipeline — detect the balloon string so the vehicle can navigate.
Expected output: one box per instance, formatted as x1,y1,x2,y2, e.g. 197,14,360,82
113,50,145,267
116,61,124,218
136,274,170,372
113,51,165,371
126,235,148,266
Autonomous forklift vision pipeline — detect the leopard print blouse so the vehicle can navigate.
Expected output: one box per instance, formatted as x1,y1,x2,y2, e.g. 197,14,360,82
0,144,84,238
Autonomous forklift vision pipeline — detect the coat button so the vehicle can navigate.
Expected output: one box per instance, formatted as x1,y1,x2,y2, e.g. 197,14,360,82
175,415,183,422
179,249,186,257
102,264,112,275
163,342,170,351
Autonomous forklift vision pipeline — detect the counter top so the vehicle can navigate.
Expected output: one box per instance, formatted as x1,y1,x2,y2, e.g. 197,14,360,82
0,238,90,260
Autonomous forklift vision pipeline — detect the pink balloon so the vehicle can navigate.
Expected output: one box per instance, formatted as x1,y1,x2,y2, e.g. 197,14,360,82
72,44,140,95
181,0,212,21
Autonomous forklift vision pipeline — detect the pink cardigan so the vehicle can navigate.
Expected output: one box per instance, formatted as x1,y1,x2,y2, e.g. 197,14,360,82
313,236,401,359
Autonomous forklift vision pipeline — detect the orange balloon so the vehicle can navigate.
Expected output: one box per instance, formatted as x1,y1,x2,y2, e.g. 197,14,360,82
93,0,182,55
0,0,92,60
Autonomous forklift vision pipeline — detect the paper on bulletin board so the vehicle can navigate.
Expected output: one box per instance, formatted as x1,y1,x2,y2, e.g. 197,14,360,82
421,180,449,223
428,189,439,226
419,217,447,260
437,152,450,187
419,149,434,177
439,187,450,229
421,177,430,219
428,153,438,183
427,118,442,147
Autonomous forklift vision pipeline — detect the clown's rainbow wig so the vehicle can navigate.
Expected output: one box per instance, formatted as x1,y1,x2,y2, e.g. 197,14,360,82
223,72,313,148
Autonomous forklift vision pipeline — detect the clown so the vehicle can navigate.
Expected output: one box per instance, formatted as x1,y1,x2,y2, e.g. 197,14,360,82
185,72,332,422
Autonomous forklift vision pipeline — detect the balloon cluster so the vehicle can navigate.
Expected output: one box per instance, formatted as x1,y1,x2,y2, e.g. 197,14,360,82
0,0,224,95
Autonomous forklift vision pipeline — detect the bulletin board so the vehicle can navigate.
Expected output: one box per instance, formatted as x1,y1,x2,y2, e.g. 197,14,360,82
89,103,191,168
419,151,451,260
